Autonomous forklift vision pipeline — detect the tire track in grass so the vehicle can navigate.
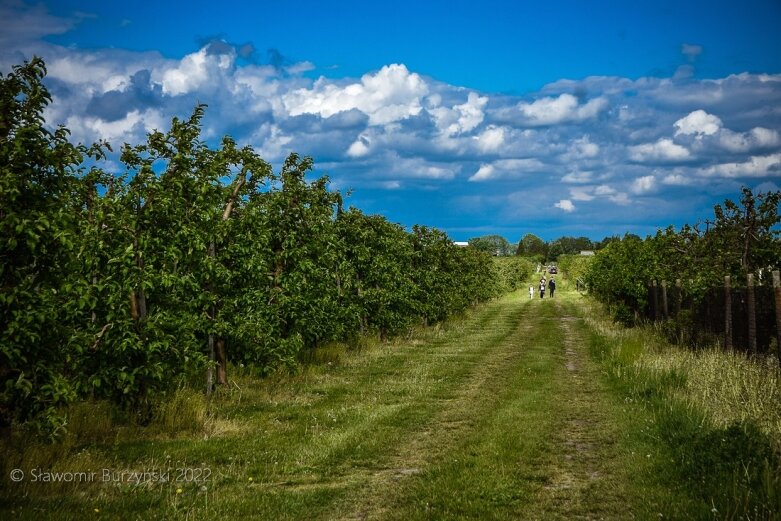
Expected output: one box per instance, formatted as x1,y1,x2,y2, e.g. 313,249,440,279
524,299,628,520
212,295,532,519
328,293,537,520
335,294,641,521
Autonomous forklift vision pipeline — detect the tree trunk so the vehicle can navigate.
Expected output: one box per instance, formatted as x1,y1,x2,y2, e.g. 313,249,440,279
216,337,228,385
747,273,757,355
207,170,250,392
724,276,732,351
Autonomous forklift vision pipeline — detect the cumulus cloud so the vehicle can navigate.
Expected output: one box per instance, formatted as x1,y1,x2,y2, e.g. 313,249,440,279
662,173,693,186
2,2,780,236
468,159,545,182
701,153,781,178
565,136,600,159
474,125,506,152
718,127,781,152
511,93,608,126
674,109,722,136
85,69,162,121
631,175,656,194
161,47,235,96
562,171,594,184
430,92,487,136
346,136,370,157
629,138,691,162
283,64,428,125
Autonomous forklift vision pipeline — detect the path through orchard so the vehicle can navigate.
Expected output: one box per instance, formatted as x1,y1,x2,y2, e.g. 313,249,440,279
2,287,694,520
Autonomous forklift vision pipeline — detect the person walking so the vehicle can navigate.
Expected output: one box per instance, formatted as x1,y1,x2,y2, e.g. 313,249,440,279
539,279,546,298
548,278,556,298
529,285,535,299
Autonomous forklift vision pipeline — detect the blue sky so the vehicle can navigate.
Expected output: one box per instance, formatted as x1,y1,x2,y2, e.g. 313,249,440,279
2,0,781,242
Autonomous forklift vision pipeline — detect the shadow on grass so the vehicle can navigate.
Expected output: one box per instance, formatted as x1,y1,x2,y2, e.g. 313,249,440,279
588,329,781,520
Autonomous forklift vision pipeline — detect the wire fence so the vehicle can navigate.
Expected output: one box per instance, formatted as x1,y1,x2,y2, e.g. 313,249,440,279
644,271,781,356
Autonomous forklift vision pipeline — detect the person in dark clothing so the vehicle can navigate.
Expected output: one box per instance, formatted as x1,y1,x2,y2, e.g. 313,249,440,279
548,278,556,298
539,279,546,298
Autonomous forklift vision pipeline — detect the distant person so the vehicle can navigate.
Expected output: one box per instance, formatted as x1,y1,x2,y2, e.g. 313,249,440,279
548,278,556,298
539,280,546,298
529,285,535,299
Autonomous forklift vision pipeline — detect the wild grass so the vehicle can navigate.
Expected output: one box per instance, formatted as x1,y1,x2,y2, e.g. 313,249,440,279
578,295,781,519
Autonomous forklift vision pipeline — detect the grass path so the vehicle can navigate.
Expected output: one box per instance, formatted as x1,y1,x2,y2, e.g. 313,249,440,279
1,286,700,519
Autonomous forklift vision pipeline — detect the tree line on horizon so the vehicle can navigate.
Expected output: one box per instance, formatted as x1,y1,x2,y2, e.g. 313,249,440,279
467,233,616,261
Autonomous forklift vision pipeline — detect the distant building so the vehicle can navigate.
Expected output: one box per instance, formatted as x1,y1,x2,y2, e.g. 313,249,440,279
453,241,470,247
580,250,595,256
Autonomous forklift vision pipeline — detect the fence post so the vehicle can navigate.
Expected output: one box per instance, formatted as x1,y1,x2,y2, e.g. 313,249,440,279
724,275,732,351
652,280,659,321
661,280,669,319
675,279,682,316
773,271,781,364
747,273,757,355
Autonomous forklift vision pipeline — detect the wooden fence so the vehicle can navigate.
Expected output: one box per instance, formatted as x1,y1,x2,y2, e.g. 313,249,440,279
646,270,781,357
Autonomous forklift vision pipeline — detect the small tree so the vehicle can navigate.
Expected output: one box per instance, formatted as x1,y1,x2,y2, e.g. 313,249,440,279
468,234,512,256
516,233,548,259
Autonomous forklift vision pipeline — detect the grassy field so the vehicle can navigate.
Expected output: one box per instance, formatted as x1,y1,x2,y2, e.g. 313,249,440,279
2,281,779,519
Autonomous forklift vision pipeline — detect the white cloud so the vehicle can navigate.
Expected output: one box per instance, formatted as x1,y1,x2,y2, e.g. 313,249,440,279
161,47,234,96
662,173,693,186
609,192,631,205
587,184,631,205
468,159,545,182
718,127,781,152
674,109,722,136
474,125,506,152
430,92,488,136
46,54,133,88
562,171,594,184
569,187,595,201
283,63,428,125
65,109,165,143
470,164,495,182
700,153,781,178
3,4,781,237
566,136,600,158
594,184,616,196
285,61,316,75
555,199,575,212
515,94,607,126
346,139,370,158
388,155,458,180
629,138,691,162
631,175,656,194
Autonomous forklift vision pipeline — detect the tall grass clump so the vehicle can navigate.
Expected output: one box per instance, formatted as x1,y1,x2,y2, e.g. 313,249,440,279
151,387,209,436
580,296,781,519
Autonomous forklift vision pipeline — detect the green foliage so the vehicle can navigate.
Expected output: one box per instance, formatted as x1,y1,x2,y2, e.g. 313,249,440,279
546,236,595,260
467,234,513,256
493,256,535,292
584,188,781,324
515,233,547,260
556,254,592,283
0,58,100,433
0,58,505,434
